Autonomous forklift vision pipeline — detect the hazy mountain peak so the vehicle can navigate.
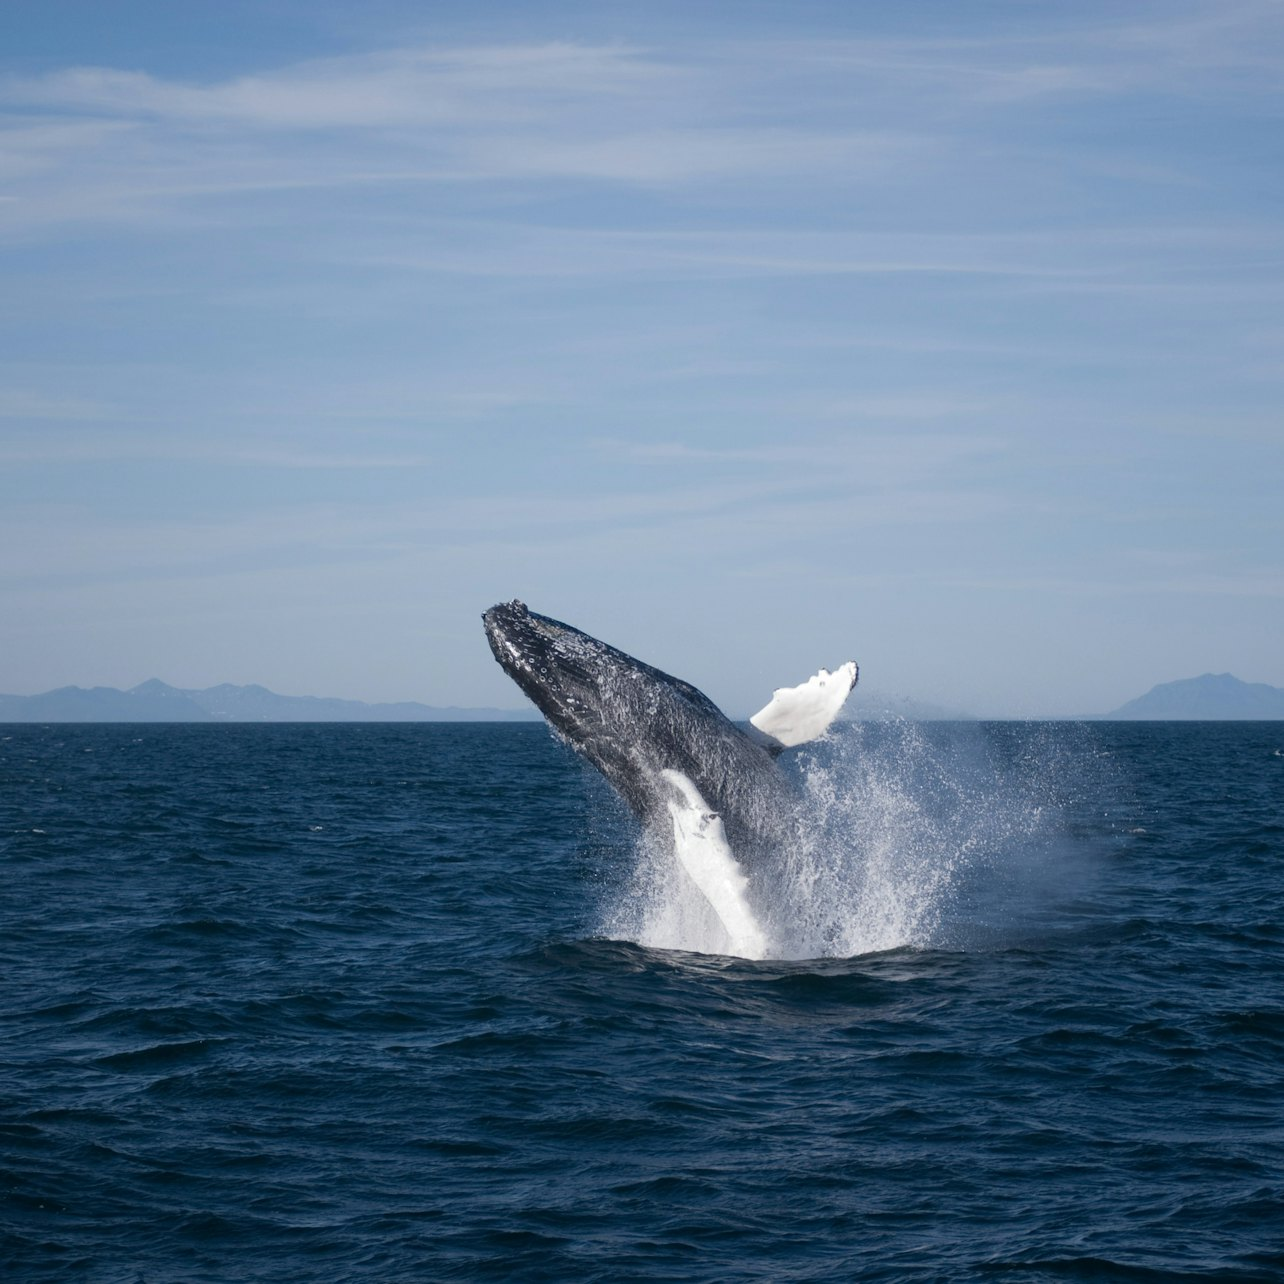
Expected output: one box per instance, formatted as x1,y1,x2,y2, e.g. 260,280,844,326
1106,673,1284,720
129,679,183,696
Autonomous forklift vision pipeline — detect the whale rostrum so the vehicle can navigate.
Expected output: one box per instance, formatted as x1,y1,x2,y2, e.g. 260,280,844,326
482,600,857,953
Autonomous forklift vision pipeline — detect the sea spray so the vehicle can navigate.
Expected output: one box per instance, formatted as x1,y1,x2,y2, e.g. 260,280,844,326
602,720,1106,960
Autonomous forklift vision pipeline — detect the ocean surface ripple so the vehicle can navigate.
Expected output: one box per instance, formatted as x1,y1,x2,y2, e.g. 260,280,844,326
2,722,1282,1282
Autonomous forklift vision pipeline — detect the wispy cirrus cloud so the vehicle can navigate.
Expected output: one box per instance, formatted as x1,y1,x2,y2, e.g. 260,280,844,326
341,222,1279,299
0,389,120,421
0,7,1279,244
2,43,678,128
0,43,907,236
775,1,1284,103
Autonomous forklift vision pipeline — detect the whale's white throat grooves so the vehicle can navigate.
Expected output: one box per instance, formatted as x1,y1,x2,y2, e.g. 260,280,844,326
661,769,769,960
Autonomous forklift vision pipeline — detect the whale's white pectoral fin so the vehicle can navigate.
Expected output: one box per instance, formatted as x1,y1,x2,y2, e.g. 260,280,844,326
749,661,858,749
660,770,768,960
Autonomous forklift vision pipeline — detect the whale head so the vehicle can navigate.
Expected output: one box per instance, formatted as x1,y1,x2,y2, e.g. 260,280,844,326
482,600,740,819
483,600,619,737
483,599,700,738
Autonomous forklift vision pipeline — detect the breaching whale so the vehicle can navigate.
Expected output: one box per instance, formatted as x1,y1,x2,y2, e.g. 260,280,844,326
482,601,857,956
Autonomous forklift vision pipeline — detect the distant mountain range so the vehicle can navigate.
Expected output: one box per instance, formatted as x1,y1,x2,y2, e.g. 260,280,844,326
1102,673,1284,720
0,679,541,723
2,672,1280,723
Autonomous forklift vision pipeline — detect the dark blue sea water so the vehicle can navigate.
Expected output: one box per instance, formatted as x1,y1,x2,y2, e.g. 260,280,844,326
2,721,1281,1283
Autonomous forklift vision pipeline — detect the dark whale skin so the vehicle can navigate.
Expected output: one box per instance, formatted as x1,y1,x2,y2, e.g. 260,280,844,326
482,601,795,863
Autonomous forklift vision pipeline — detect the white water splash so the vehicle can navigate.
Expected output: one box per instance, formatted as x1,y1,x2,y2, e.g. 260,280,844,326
602,721,1089,961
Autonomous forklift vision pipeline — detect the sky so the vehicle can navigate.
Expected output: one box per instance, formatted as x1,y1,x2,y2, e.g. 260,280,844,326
1,0,1282,717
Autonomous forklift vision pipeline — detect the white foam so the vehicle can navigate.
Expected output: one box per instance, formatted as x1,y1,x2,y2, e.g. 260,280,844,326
601,721,1086,962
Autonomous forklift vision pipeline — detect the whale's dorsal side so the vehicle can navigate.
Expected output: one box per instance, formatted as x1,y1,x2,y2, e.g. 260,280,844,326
749,661,859,750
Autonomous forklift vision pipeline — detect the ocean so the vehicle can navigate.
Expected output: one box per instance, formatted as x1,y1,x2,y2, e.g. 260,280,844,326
2,720,1281,1282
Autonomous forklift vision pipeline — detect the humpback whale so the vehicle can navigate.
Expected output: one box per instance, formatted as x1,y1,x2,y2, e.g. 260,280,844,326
482,601,857,956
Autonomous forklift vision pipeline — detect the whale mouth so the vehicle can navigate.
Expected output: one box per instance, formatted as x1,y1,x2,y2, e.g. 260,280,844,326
482,600,592,726
482,600,539,685
483,602,587,664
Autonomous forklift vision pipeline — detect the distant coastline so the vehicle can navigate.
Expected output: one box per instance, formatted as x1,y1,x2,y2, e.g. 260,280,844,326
0,679,541,723
2,671,1282,723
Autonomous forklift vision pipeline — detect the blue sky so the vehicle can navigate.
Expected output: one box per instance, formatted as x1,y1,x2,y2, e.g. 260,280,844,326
2,1,1281,716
